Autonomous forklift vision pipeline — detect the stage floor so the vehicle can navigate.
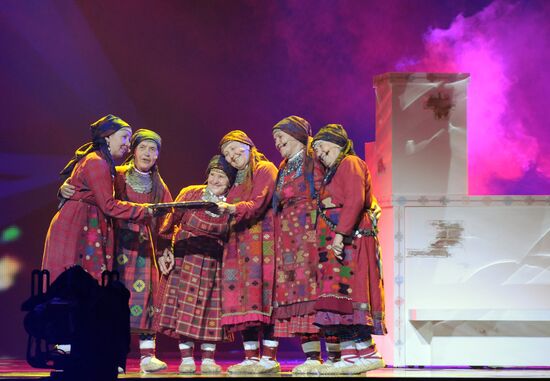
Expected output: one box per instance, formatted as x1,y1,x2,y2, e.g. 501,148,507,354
2,358,550,379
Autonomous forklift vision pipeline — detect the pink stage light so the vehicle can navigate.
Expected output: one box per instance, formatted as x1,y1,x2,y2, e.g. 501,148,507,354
0,255,22,291
402,0,550,195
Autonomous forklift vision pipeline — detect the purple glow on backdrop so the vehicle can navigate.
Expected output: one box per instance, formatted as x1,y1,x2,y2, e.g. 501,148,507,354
402,0,550,194
1,0,548,359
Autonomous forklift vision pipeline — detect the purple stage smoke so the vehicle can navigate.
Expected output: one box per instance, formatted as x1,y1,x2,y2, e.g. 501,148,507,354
402,0,550,194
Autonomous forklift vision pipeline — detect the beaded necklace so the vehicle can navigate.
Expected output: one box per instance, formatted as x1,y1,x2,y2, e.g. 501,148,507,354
277,149,304,190
235,164,248,185
202,187,227,217
125,165,152,194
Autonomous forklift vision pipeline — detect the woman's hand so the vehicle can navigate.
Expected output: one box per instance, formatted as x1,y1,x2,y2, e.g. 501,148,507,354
216,201,236,215
332,233,345,261
157,248,175,275
370,197,382,221
144,205,155,218
144,204,171,218
59,180,76,199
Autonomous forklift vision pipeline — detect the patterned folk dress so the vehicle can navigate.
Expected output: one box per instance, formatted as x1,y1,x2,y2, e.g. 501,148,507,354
220,160,278,334
272,150,324,337
112,164,172,332
155,185,230,342
42,152,150,281
314,155,387,336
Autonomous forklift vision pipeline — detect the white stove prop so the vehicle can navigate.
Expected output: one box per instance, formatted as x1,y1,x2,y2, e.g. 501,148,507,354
365,72,550,367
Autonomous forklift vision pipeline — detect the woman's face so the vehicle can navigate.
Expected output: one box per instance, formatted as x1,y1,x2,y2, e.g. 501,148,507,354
313,140,342,168
221,141,250,170
207,168,230,196
272,129,304,159
106,127,132,159
133,140,159,172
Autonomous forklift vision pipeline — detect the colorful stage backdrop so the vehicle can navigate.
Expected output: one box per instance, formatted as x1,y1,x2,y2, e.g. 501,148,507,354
1,0,548,359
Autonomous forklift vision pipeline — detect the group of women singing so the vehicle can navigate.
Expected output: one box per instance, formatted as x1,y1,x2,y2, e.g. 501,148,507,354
42,113,386,375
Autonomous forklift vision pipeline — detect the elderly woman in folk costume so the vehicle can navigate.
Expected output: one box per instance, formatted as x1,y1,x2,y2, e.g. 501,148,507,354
59,128,172,373
43,115,155,362
270,116,343,374
311,124,386,375
153,155,237,375
215,130,279,374
111,129,172,373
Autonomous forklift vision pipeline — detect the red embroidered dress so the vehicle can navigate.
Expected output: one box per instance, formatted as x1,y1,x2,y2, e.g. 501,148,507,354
42,152,149,281
314,155,386,335
155,186,230,342
272,151,324,337
112,165,172,332
220,160,277,333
